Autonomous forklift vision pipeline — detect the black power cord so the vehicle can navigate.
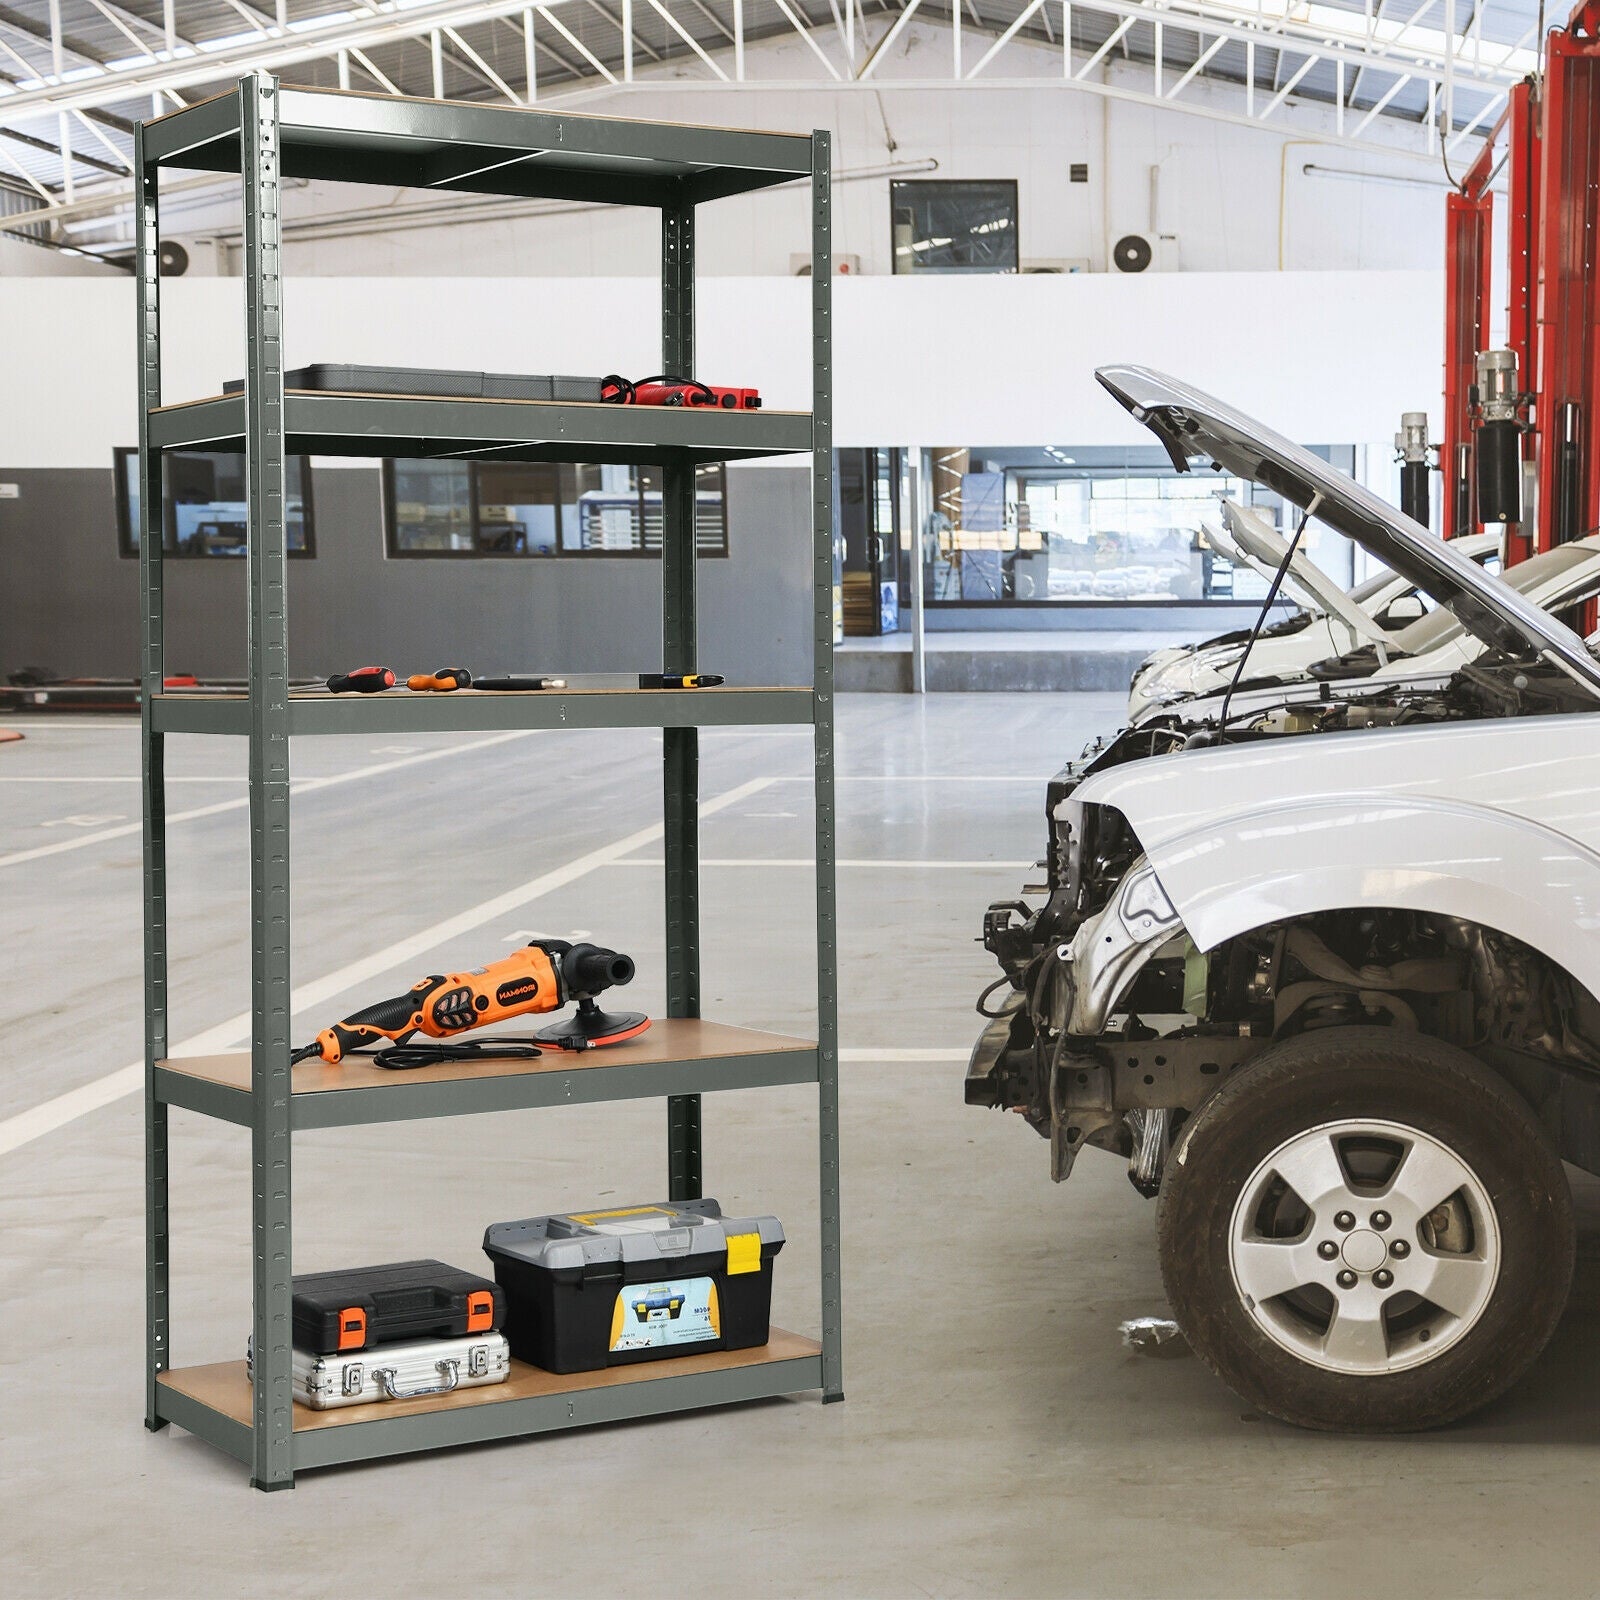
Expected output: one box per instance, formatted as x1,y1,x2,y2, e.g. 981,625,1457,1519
291,1036,551,1071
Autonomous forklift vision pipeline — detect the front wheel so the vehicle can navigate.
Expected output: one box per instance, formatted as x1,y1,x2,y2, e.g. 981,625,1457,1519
1157,1027,1574,1432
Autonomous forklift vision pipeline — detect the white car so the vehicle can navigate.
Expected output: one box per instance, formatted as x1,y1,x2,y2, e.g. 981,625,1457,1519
1128,519,1504,719
1132,525,1600,727
971,365,1599,1434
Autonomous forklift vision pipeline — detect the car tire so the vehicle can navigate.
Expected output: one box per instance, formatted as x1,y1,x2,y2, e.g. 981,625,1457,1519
1157,1026,1574,1432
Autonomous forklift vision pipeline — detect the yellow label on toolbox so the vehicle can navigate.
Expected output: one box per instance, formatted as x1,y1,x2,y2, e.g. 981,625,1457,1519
726,1231,761,1275
569,1206,675,1225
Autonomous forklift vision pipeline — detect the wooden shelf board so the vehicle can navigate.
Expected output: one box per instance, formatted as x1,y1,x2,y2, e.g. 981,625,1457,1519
160,1018,814,1099
159,684,807,704
158,1329,821,1432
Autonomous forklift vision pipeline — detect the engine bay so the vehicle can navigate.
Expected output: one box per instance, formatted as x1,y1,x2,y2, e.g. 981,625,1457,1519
969,656,1600,1188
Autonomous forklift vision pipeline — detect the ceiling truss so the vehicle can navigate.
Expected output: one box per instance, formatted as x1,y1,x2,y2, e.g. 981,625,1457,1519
0,0,1541,237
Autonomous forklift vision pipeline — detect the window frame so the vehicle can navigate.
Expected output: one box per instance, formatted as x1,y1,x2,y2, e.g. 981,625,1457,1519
381,458,730,560
890,178,1020,277
114,446,318,559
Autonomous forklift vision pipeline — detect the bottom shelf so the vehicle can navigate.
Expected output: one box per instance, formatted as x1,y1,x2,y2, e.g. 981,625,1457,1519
156,1330,822,1474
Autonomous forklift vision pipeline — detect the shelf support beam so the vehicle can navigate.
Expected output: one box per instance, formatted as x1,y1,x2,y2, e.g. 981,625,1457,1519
241,69,296,1493
136,115,171,1437
662,179,702,1203
811,128,844,1405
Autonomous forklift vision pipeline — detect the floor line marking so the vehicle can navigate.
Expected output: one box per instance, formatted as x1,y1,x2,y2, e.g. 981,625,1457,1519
613,858,1023,869
0,776,775,1158
825,775,1047,782
0,775,247,784
0,729,538,870
840,1048,970,1063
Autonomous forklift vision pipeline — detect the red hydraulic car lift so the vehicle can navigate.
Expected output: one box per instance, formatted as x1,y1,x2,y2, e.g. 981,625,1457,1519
1442,0,1600,633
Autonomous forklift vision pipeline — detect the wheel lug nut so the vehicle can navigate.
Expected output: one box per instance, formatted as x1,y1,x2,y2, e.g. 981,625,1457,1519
1374,1269,1394,1288
1390,1239,1410,1258
1318,1241,1339,1260
1371,1211,1390,1230
1336,1269,1357,1289
1334,1211,1355,1231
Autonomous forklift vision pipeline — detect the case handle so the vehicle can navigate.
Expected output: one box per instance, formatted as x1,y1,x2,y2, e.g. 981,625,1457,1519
372,1359,460,1400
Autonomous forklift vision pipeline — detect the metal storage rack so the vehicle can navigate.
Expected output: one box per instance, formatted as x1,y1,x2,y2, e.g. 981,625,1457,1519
136,74,840,1491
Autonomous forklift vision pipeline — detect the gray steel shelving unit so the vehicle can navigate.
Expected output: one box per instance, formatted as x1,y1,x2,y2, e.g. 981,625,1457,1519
136,74,840,1491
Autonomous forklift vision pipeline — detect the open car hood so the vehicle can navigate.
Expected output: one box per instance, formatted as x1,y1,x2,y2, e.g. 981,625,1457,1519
1221,500,1391,647
1199,519,1321,617
1096,365,1600,696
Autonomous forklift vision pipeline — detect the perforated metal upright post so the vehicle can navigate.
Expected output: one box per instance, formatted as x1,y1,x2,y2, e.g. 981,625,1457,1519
661,184,702,1201
811,130,844,1402
136,120,170,1434
241,71,296,1491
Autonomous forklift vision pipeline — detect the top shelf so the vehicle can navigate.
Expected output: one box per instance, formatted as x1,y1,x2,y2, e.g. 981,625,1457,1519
148,390,811,465
142,86,817,207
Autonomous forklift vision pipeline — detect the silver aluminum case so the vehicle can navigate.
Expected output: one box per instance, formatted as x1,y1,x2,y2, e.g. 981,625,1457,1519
249,1332,511,1410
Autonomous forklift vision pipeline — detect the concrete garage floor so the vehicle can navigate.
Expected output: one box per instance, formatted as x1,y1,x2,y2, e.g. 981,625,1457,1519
2,693,1597,1598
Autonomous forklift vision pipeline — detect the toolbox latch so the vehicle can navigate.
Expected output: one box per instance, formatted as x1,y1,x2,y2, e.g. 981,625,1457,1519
341,1363,365,1397
467,1343,489,1378
337,1306,367,1351
726,1231,761,1275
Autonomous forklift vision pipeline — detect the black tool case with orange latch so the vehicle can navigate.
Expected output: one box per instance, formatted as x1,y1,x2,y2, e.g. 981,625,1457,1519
290,1260,504,1355
483,1200,784,1374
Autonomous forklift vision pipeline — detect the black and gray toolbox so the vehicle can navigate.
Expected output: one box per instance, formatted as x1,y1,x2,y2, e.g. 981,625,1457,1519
223,364,603,401
250,1333,511,1410
483,1199,784,1374
290,1259,505,1355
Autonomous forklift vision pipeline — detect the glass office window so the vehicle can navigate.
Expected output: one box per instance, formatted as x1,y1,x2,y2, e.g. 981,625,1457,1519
115,448,314,557
916,445,1359,605
475,463,560,555
389,461,474,553
386,460,727,557
891,180,1018,275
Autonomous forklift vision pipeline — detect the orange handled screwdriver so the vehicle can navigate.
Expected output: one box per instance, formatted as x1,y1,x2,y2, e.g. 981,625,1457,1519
407,668,472,691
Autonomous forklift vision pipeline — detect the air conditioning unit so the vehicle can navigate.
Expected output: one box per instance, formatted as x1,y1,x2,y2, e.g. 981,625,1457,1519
1023,258,1090,274
1109,233,1180,273
791,253,862,276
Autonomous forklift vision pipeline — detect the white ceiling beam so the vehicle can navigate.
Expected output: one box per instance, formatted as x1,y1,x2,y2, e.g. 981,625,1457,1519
443,23,523,100
0,0,576,116
348,45,401,93
966,0,1046,79
536,3,619,82
1076,13,1132,78
858,0,922,80
71,105,132,168
585,0,662,62
642,0,729,79
685,0,736,44
1167,32,1226,98
1259,49,1318,119
0,131,52,198
772,0,844,79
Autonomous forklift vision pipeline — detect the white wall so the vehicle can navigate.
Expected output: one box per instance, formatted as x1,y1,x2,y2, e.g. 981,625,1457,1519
0,269,1443,473
54,24,1455,281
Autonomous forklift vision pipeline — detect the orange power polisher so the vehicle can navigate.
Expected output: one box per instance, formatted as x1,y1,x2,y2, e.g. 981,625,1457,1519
291,939,649,1069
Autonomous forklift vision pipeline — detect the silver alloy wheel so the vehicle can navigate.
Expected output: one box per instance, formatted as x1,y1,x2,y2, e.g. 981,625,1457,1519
1227,1118,1501,1375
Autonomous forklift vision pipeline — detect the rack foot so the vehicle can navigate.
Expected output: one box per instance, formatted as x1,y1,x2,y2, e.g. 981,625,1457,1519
250,1477,295,1493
